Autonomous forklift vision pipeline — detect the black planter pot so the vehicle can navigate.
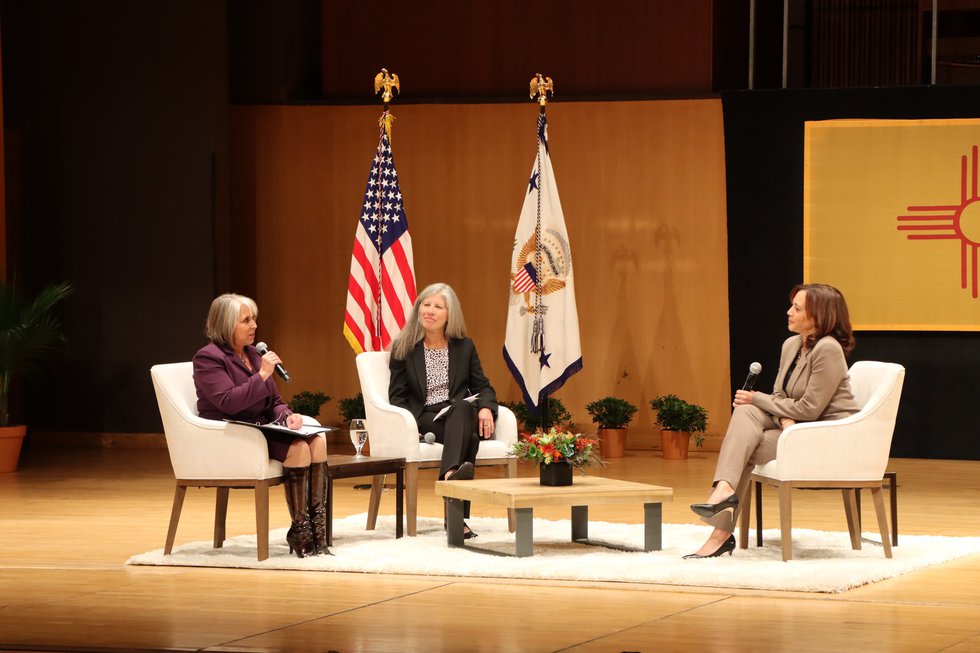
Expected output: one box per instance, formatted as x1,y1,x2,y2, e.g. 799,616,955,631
539,461,573,486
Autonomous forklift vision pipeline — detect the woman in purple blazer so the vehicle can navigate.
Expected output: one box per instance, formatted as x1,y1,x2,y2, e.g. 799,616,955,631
685,284,861,559
193,293,327,558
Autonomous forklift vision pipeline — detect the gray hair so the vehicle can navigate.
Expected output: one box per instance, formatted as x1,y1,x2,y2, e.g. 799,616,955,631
205,293,258,347
390,283,467,360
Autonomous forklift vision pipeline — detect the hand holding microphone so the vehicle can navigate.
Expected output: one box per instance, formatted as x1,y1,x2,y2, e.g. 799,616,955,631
733,362,762,408
256,341,291,383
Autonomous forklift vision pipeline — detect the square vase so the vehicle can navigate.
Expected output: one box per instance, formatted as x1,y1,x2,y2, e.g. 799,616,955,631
539,461,573,486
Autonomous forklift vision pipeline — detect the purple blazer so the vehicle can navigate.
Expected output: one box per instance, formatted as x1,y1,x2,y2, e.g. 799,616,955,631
193,342,291,424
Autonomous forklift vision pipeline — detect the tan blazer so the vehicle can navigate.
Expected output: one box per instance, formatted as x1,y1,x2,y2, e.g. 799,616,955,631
751,335,860,422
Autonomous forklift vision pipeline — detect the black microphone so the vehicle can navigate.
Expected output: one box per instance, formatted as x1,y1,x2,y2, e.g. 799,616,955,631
742,362,762,391
255,341,291,383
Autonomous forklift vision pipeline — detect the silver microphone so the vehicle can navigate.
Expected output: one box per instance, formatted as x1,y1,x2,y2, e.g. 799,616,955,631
255,341,290,382
423,432,436,444
742,362,762,391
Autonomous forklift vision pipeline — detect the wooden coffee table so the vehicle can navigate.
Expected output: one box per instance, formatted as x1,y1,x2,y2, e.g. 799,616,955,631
325,454,405,546
434,476,673,557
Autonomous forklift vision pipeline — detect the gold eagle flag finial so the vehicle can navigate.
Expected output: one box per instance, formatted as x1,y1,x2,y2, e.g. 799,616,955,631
529,73,554,107
374,68,401,104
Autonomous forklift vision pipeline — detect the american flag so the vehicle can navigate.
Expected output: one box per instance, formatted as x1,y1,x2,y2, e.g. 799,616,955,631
343,123,416,354
512,262,538,294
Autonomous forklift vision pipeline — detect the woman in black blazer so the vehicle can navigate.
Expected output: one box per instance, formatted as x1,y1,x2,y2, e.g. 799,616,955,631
388,283,499,538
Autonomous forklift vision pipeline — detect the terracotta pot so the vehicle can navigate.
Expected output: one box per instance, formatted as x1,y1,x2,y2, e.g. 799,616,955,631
0,425,28,473
660,429,690,460
598,427,627,458
539,461,573,486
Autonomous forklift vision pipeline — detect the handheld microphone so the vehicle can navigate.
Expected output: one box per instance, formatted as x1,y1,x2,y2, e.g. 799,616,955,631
423,432,436,444
255,342,291,382
742,362,762,391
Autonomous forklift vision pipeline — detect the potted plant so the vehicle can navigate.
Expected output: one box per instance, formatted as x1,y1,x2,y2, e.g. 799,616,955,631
511,426,603,486
0,281,74,472
585,396,638,459
501,397,572,435
649,394,708,460
288,390,331,420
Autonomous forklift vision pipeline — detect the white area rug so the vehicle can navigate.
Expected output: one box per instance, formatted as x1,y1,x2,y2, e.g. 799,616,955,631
127,513,980,593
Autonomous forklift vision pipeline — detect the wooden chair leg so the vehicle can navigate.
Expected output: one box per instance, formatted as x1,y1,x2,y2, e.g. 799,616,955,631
254,481,270,562
738,479,752,549
505,459,518,533
871,486,893,558
366,474,384,531
164,483,187,555
755,480,763,547
842,489,861,549
885,471,898,546
405,463,419,537
214,487,230,549
778,484,793,561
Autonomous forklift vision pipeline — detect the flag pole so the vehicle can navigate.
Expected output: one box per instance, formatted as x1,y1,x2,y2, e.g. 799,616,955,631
372,68,401,343
530,73,554,430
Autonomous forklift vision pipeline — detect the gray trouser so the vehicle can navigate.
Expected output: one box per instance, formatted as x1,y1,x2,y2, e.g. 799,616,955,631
703,404,781,532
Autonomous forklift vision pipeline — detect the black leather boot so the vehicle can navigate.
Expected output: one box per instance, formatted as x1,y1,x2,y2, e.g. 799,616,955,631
282,466,315,558
308,461,331,555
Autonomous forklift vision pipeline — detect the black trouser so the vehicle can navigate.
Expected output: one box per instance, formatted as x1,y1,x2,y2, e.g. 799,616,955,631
419,398,479,518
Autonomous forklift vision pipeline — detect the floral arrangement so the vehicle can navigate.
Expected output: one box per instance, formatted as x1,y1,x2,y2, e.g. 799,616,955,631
511,427,603,470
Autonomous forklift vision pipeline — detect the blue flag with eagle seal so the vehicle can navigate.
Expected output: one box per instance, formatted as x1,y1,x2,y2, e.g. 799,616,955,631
503,114,582,412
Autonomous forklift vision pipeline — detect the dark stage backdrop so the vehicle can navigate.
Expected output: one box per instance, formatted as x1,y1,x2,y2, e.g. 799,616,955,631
723,86,980,460
1,1,231,433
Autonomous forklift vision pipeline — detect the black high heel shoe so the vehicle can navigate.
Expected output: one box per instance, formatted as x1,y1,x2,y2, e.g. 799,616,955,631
683,534,736,559
690,494,739,518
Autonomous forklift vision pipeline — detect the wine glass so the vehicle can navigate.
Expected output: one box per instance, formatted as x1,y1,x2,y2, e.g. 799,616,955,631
349,419,368,457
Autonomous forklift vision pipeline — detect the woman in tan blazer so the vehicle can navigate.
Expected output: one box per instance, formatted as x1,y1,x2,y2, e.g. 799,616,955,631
684,284,861,559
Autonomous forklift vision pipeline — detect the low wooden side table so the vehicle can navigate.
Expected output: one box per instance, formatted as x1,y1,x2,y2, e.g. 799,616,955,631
325,454,405,546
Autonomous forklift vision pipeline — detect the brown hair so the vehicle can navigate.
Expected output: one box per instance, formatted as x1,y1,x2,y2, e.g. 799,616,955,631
791,283,855,355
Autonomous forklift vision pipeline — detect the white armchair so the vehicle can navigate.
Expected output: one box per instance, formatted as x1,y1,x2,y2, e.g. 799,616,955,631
355,351,518,536
739,360,906,561
150,362,321,561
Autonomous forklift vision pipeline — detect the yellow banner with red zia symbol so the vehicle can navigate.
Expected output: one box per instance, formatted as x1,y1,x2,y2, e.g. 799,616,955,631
804,118,980,330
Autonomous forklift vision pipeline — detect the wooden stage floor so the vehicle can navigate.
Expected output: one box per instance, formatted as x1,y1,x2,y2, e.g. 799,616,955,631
1,443,979,652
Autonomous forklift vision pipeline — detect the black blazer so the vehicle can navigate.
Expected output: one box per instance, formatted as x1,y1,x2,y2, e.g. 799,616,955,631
388,337,498,421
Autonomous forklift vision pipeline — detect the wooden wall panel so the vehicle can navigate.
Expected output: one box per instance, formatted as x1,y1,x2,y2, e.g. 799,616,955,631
230,100,731,449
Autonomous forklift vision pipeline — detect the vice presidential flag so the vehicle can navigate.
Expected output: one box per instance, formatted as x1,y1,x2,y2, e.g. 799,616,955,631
503,113,582,409
343,119,416,353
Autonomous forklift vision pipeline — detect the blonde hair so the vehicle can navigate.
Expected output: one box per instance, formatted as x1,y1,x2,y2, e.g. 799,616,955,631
205,293,258,347
390,283,467,360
